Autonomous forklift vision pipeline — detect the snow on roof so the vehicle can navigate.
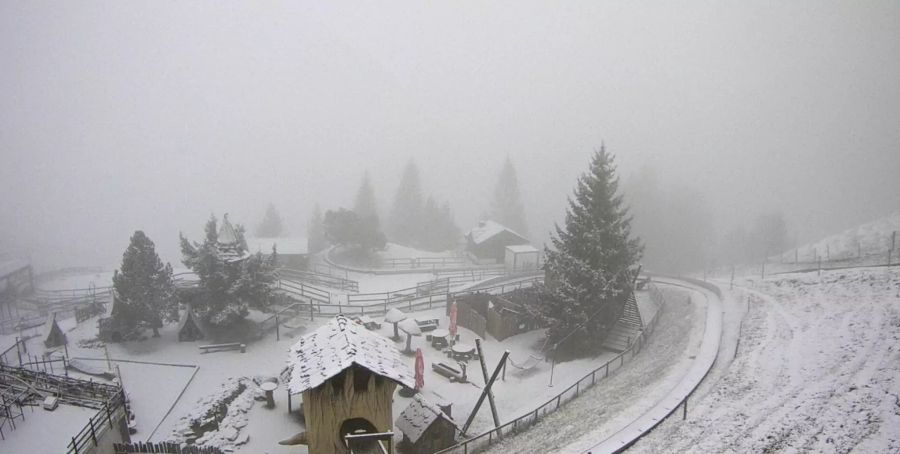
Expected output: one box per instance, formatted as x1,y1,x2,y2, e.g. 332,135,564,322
246,237,308,255
506,244,539,254
218,214,240,245
395,394,457,443
287,315,415,394
466,220,527,245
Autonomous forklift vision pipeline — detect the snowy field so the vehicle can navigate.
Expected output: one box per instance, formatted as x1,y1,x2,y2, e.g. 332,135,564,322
633,266,900,453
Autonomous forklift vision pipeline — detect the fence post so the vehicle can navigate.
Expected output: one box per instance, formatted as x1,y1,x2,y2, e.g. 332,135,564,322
275,315,280,341
71,437,78,454
89,417,97,445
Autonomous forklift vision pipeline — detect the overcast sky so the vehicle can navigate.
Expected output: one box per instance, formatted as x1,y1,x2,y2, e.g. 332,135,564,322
2,1,899,270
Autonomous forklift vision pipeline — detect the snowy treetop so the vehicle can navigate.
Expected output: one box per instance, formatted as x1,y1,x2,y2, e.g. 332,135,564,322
218,214,240,245
287,315,415,394
395,394,457,443
467,220,526,245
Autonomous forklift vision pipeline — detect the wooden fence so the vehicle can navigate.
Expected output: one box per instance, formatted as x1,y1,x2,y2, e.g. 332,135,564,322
114,441,224,454
434,283,668,454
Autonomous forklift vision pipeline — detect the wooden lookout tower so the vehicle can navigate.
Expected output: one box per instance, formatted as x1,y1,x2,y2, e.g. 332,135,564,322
286,315,415,454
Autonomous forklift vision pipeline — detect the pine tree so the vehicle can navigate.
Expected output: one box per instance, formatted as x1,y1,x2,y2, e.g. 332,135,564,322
542,146,642,357
420,196,460,251
113,231,177,337
490,156,529,237
180,214,275,328
307,204,328,254
256,203,284,237
387,159,424,246
353,171,378,219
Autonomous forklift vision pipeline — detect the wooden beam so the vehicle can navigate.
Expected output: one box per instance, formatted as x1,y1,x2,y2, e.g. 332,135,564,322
475,339,501,431
461,349,509,435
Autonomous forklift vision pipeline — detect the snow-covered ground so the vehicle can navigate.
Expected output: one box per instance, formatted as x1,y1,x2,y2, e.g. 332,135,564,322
1,267,664,454
633,267,900,453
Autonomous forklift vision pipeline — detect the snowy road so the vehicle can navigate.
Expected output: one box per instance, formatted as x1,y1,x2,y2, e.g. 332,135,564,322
632,267,900,453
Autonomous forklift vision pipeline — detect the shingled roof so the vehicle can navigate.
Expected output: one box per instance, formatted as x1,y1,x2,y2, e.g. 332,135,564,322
287,315,415,394
395,394,458,443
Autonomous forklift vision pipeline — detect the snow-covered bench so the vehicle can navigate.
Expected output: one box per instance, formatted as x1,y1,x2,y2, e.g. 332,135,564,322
199,342,246,353
416,318,439,332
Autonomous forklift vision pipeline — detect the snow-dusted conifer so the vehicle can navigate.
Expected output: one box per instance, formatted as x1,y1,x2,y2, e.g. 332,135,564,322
490,156,529,237
307,204,328,254
388,159,424,246
543,145,642,356
256,203,284,237
113,231,177,337
180,214,275,328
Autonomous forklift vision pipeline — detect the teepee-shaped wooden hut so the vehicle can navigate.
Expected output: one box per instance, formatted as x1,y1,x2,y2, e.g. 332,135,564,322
177,307,206,342
44,312,67,348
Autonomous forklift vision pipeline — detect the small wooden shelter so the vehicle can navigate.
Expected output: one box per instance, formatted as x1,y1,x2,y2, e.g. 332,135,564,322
177,307,206,342
395,394,458,454
44,312,67,348
286,315,415,454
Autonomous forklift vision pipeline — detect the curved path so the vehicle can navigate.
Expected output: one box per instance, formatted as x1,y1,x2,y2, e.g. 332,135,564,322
481,277,726,454
581,278,723,453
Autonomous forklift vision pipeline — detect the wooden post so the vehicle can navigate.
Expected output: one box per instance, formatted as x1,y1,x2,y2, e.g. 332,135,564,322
275,315,280,341
475,339,501,433
461,349,509,436
730,266,735,290
682,397,688,420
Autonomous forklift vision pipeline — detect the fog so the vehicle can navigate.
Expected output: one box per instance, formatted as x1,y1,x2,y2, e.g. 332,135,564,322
2,1,899,272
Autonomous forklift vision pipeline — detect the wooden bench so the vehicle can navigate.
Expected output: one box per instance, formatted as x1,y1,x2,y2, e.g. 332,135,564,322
199,343,246,353
416,318,439,332
432,361,467,383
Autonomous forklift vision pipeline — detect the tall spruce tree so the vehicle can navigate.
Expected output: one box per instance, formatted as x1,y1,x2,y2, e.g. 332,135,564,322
490,156,529,237
113,231,177,337
307,204,328,254
388,159,424,246
543,146,642,357
353,171,378,219
256,203,284,237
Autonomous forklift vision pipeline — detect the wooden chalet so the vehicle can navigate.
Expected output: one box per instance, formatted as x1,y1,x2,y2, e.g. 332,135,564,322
465,220,529,263
286,315,415,454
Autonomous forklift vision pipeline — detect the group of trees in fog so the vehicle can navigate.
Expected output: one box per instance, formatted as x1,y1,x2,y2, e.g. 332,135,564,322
179,215,276,327
386,160,460,251
111,214,277,336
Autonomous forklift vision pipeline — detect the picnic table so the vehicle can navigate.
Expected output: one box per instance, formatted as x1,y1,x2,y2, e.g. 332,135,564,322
449,343,476,361
430,328,450,349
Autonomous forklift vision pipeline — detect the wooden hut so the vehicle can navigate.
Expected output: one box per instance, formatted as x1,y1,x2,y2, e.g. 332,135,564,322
395,394,458,454
465,221,529,263
177,307,206,342
286,315,415,454
44,313,67,348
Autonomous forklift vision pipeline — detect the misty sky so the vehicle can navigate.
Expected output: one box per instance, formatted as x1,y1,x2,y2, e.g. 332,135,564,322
2,1,899,270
